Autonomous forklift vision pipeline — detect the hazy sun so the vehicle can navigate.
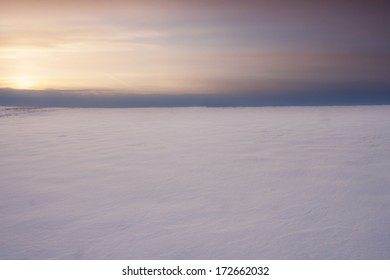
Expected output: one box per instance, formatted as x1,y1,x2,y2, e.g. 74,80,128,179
13,76,38,89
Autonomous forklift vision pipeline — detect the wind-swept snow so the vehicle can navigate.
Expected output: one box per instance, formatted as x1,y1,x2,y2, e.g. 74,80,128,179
0,106,389,259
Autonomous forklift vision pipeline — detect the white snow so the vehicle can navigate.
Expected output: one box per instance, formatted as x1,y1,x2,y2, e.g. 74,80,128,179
1,105,390,259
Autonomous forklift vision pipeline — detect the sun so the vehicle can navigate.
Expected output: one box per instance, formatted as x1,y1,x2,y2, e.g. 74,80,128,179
13,76,37,89
8,74,49,90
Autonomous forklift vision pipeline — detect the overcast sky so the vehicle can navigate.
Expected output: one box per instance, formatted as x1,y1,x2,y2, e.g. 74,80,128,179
1,0,389,106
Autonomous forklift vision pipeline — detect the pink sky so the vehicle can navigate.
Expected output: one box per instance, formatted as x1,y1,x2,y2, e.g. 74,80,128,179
1,0,389,94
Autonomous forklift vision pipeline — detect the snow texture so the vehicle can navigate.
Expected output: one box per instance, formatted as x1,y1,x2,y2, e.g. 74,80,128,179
1,106,390,259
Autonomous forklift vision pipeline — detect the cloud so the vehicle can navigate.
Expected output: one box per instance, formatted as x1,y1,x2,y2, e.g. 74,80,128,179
1,87,390,108
1,0,389,93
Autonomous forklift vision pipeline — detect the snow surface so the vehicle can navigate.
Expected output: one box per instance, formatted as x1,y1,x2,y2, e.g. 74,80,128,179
1,106,390,259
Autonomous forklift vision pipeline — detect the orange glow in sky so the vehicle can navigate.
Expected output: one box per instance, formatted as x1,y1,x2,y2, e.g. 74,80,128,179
1,0,389,94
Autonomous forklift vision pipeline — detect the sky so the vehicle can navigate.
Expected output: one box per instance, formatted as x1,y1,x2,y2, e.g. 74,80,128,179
1,0,389,106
